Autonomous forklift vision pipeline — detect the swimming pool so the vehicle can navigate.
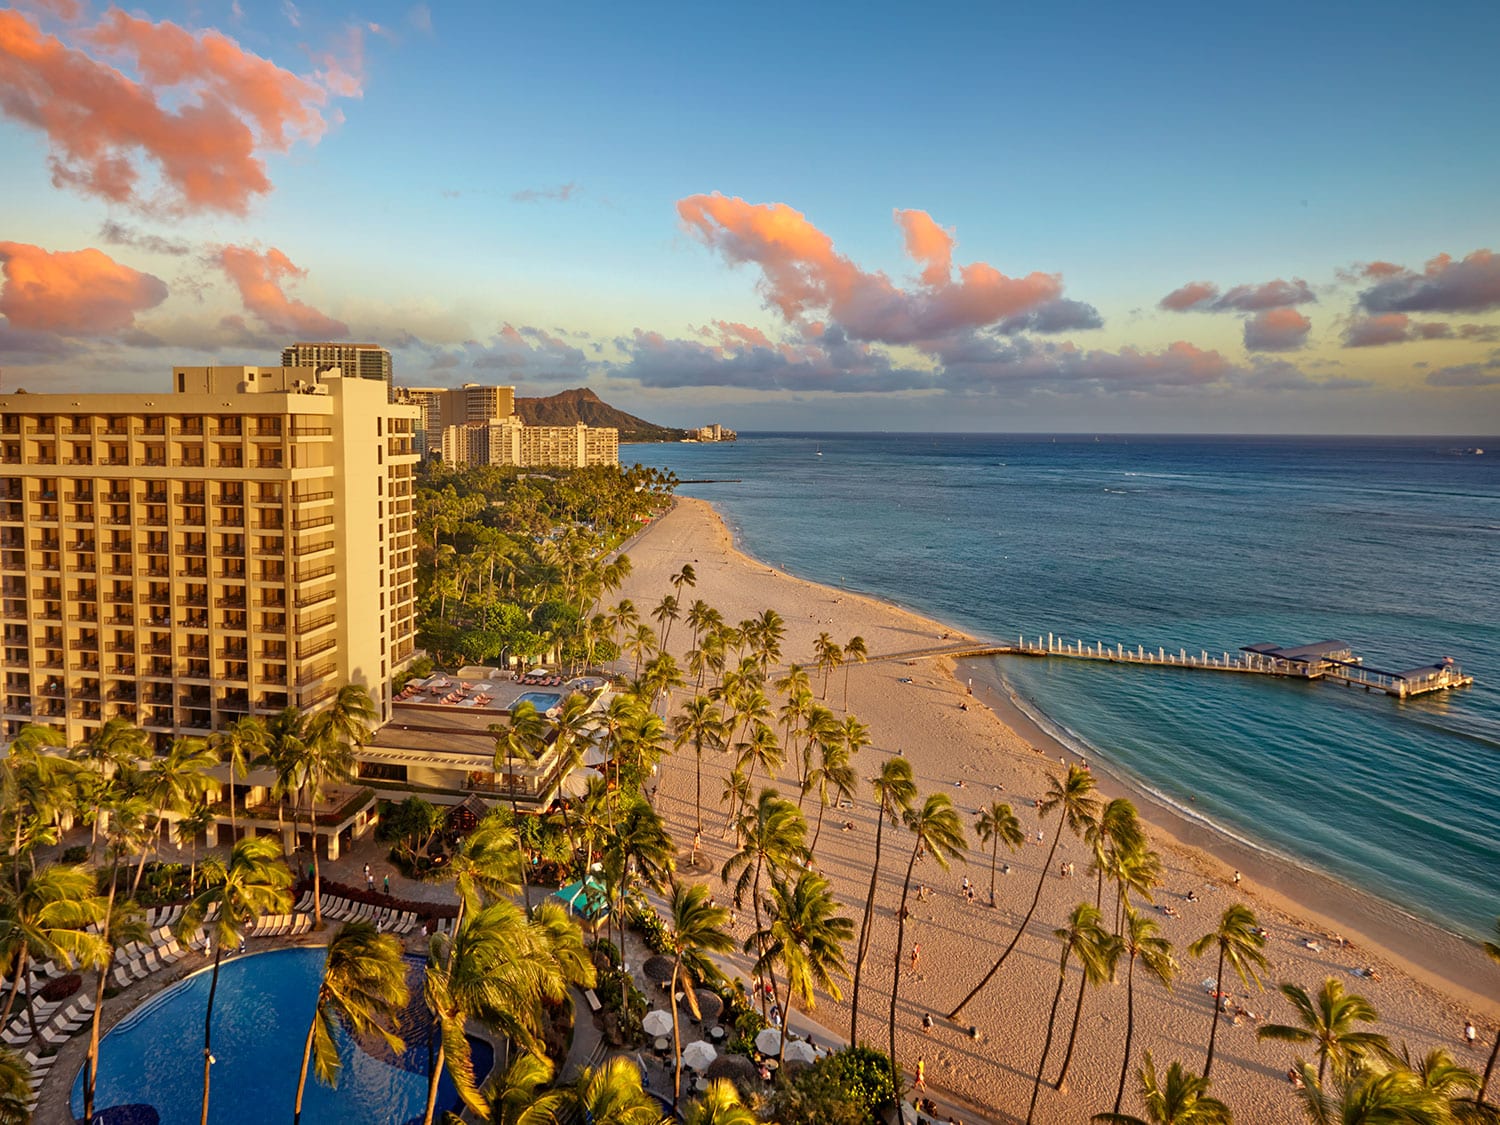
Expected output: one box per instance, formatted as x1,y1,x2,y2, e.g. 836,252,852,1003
72,947,492,1125
513,691,562,712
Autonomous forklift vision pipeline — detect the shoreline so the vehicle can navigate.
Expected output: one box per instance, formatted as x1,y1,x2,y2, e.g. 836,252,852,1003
616,495,1498,1123
695,494,1495,1017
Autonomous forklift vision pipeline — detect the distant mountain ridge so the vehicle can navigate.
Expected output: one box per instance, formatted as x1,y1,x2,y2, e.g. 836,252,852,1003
514,387,685,443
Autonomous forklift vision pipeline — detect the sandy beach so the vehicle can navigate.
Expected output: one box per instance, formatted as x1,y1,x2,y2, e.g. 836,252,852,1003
614,497,1500,1124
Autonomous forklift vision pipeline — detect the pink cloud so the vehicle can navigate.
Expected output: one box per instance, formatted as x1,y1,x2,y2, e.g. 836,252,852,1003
0,240,167,334
1160,277,1315,313
0,8,346,215
1359,249,1500,314
1244,307,1312,351
217,245,347,337
676,193,1070,347
1160,281,1219,311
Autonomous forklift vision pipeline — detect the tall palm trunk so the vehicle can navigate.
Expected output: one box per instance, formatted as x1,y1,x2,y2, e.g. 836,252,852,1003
201,942,224,1125
1113,951,1139,1114
671,962,685,1106
84,862,121,1123
850,793,888,1046
810,796,828,856
887,840,921,1077
421,1037,447,1125
294,1012,318,1124
1053,965,1093,1091
1479,1028,1499,1104
1203,943,1226,1078
989,836,1000,908
749,852,770,1019
311,824,325,929
509,787,531,911
1027,946,1072,1125
694,742,703,835
0,948,25,1031
949,812,1067,1020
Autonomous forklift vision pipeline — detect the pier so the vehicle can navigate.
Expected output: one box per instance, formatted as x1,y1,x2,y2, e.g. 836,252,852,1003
923,637,1474,700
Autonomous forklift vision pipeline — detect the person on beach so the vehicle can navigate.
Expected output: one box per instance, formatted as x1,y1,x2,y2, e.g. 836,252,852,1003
915,1059,926,1091
923,1012,934,1034
383,874,390,896
1465,1019,1477,1045
1233,869,1242,885
911,943,921,975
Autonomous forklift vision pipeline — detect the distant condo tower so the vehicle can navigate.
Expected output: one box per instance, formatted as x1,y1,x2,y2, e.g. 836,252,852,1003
395,382,617,468
281,342,394,398
0,365,421,752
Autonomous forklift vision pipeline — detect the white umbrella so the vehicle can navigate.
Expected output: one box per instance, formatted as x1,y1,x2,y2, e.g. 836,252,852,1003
754,1027,783,1055
783,1039,816,1064
642,1009,673,1037
560,766,603,798
582,744,610,767
682,1040,717,1071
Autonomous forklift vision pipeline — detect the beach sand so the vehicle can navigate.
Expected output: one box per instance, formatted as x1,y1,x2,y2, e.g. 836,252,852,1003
615,497,1500,1125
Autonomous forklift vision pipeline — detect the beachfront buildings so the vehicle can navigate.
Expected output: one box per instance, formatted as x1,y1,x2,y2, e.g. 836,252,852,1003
281,342,394,398
405,382,619,468
0,365,421,757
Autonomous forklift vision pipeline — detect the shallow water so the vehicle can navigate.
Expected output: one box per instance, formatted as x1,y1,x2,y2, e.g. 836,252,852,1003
633,433,1500,939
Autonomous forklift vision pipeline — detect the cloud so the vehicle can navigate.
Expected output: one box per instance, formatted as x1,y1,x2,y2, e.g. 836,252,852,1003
0,8,348,215
407,4,433,34
935,335,1236,395
1359,250,1500,314
1342,312,1470,347
996,298,1103,335
1159,277,1316,313
1426,359,1500,388
0,241,167,334
1244,307,1312,351
677,193,1066,348
217,245,348,337
511,182,580,204
97,219,191,257
309,23,364,99
282,1,301,28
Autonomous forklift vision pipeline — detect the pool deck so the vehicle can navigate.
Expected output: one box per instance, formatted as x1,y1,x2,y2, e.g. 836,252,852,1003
392,671,608,716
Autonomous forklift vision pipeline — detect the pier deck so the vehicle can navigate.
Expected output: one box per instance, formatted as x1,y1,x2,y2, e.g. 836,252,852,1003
917,636,1474,700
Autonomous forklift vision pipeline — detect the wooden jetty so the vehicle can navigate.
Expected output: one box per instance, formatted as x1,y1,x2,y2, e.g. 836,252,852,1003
935,636,1474,700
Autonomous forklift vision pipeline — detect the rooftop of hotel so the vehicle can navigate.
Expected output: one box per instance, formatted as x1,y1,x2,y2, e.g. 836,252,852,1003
391,668,609,716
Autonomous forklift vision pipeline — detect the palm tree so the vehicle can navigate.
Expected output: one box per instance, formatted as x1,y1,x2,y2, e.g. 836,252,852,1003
683,1077,757,1125
950,765,1099,1019
490,701,546,905
293,920,410,1124
813,633,842,700
673,694,725,839
1402,1046,1488,1122
753,870,854,1069
1093,1053,1233,1125
72,718,146,858
975,801,1024,908
600,796,674,974
1481,918,1500,1105
1029,903,1112,1124
0,1047,29,1125
642,651,686,717
627,622,658,680
721,790,807,1017
804,738,857,856
135,736,218,893
180,835,293,1125
486,1051,565,1125
0,865,108,1034
0,726,74,888
1114,906,1177,1114
177,802,215,893
652,594,681,652
421,900,593,1125
889,793,966,1073
850,756,916,1047
208,714,266,844
735,721,784,796
670,562,697,602
564,1057,667,1125
609,598,640,652
842,634,868,709
1188,903,1267,1078
1257,977,1393,1086
1087,798,1144,911
1055,917,1122,1094
441,812,525,935
665,881,734,1105
1290,1060,1447,1125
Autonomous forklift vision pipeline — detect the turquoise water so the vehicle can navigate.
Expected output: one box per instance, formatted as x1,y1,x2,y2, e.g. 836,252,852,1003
515,691,563,711
72,947,491,1125
631,434,1500,939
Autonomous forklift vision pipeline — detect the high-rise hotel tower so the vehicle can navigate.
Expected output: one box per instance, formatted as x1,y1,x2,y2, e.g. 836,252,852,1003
0,366,420,750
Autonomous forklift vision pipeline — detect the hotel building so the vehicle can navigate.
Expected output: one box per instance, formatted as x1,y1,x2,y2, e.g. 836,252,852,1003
281,343,394,397
0,366,421,754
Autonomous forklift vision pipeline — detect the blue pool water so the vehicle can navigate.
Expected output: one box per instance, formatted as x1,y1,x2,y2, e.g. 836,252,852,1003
72,947,493,1125
514,691,563,711
631,433,1500,939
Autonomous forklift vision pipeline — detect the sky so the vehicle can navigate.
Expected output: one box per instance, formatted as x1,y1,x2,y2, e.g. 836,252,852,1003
2,0,1498,433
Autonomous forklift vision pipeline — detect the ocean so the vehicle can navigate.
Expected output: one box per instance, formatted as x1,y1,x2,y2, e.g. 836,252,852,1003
629,433,1500,941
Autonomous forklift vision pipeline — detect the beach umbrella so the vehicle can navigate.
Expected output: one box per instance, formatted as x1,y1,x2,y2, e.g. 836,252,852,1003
682,1041,717,1071
693,988,724,1024
582,744,610,767
754,1027,783,1055
561,766,603,798
642,955,676,983
705,1054,757,1083
642,1009,673,1037
783,1039,816,1064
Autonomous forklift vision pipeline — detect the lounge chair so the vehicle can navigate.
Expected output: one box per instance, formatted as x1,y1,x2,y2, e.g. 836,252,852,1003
295,891,314,912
